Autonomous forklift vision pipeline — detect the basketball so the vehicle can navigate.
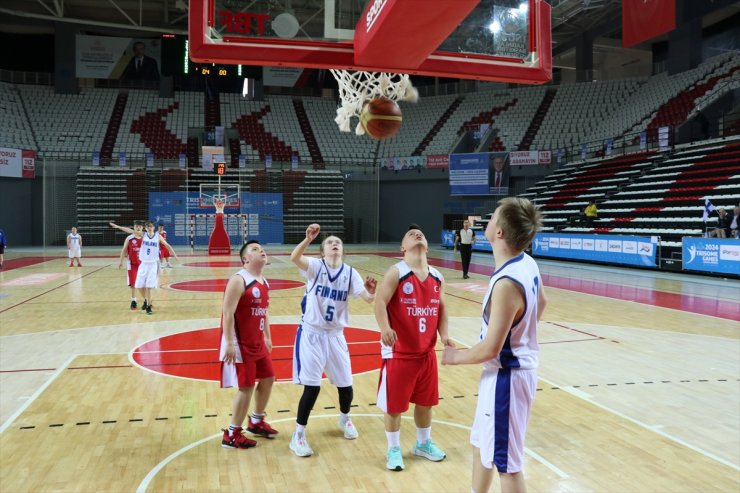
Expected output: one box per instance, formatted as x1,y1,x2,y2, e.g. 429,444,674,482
360,96,402,140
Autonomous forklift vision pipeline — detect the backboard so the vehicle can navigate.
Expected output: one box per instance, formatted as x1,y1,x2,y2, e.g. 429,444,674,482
199,183,241,209
189,0,551,84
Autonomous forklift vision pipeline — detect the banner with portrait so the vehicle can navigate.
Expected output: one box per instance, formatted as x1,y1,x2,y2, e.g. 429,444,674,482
76,35,161,80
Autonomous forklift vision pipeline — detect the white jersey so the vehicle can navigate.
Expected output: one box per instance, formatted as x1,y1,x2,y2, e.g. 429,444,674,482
138,232,161,263
299,257,366,331
480,252,541,371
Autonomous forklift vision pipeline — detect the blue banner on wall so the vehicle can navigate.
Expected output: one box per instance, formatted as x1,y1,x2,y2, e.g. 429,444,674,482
682,237,739,275
531,233,658,267
149,192,283,247
441,229,492,253
449,152,509,196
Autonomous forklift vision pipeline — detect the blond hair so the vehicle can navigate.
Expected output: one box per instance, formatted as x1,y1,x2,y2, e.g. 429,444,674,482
495,197,542,251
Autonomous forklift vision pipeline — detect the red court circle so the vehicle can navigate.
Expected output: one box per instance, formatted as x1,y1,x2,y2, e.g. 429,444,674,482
132,325,381,381
183,261,242,268
168,278,304,292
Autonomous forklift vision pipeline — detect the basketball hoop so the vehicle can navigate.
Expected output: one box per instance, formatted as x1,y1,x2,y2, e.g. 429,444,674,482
330,70,418,136
214,198,226,214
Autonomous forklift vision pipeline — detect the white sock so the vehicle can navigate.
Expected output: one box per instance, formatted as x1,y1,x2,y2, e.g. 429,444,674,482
386,430,401,449
250,412,264,425
339,412,350,424
131,297,136,302
417,426,431,443
295,423,306,435
228,424,240,436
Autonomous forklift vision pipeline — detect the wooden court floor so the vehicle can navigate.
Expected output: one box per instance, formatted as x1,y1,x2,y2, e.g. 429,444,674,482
0,245,738,492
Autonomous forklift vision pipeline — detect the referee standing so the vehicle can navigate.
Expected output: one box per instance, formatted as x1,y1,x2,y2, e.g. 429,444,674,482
454,219,475,279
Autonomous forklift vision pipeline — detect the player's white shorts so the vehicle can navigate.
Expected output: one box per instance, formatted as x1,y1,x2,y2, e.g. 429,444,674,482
134,261,159,289
471,367,537,473
292,324,352,387
68,246,81,258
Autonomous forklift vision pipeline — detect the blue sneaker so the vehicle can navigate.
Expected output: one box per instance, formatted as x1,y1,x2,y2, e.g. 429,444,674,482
411,439,446,462
386,446,404,471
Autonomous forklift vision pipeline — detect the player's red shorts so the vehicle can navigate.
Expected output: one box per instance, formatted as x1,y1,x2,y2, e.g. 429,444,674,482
127,264,140,286
376,350,438,414
160,246,170,259
220,355,275,389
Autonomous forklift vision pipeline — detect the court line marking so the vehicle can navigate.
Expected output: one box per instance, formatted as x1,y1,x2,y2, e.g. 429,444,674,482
135,413,568,492
538,376,740,472
132,340,380,354
0,355,76,435
0,265,109,314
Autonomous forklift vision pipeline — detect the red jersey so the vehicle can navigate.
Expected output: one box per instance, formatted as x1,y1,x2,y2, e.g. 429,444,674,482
126,234,142,267
158,230,169,258
382,261,443,359
219,270,270,360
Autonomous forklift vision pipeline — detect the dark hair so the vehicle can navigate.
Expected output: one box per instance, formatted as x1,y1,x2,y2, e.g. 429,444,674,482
144,220,154,228
133,41,145,49
158,223,164,227
240,240,261,258
133,220,144,227
407,223,421,231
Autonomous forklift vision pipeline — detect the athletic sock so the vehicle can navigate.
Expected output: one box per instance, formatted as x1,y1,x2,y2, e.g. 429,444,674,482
417,426,431,443
386,430,401,449
250,412,265,425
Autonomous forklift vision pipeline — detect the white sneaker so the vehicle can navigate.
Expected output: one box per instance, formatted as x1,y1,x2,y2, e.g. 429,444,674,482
338,418,359,440
289,432,313,457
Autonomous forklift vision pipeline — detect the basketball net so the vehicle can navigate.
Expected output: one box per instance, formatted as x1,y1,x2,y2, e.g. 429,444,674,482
330,70,418,136
214,198,226,214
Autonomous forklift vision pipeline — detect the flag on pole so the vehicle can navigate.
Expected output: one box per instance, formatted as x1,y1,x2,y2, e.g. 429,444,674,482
702,198,715,222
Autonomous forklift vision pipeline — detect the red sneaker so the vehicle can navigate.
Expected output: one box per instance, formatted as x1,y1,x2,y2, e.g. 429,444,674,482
221,427,257,449
247,419,279,438
69,263,74,267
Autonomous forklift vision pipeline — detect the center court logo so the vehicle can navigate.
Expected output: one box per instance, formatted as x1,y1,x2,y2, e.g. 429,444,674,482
402,281,414,295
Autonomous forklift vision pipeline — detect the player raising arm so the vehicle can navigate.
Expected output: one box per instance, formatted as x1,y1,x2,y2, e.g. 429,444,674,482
288,223,376,457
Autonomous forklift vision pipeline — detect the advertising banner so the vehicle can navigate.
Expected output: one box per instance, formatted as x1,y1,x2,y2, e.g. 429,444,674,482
0,148,36,179
509,151,538,165
149,192,284,246
263,66,305,87
659,126,670,151
682,237,739,275
449,152,509,196
427,154,449,169
441,230,492,253
531,233,658,267
76,35,161,80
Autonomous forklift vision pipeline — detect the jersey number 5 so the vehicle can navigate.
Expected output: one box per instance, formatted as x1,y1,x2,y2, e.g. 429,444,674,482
325,305,335,322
